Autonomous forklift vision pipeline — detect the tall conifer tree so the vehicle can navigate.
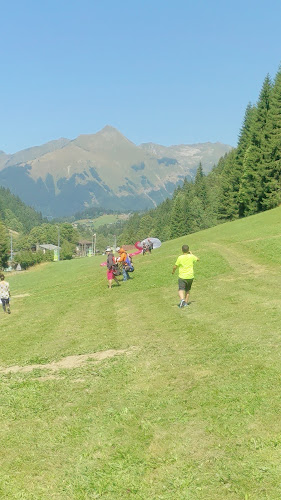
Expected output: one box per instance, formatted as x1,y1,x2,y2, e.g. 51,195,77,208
194,163,208,209
239,75,272,215
0,221,9,269
218,105,256,219
170,193,186,238
261,68,281,209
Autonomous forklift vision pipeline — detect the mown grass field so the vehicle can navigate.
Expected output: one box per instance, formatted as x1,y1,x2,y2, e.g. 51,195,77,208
75,214,120,229
2,207,281,499
92,214,119,228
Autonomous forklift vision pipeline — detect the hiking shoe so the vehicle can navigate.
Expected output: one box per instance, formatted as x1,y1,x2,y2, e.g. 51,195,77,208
178,300,185,308
7,308,11,314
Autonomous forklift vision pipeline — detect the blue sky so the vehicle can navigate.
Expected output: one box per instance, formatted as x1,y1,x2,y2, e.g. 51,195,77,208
1,0,281,153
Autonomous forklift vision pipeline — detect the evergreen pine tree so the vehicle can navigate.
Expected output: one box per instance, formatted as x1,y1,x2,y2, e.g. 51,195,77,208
137,214,154,241
217,150,241,220
218,105,257,219
239,75,272,215
154,199,172,241
0,221,9,269
239,145,263,215
170,194,186,238
194,163,208,209
183,195,205,233
237,103,257,158
261,67,281,209
252,74,272,148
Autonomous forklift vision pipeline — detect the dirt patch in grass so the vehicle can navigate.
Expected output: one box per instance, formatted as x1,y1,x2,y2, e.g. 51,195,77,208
0,347,138,375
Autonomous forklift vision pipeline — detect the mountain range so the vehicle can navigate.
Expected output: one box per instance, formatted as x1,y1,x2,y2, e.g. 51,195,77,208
0,126,232,216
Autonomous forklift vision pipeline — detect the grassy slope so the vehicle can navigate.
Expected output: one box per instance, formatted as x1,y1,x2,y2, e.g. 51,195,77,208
75,214,120,229
92,214,120,229
1,207,281,499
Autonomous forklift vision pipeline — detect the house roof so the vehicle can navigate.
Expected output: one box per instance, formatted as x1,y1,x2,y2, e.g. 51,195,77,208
78,240,92,245
39,244,60,251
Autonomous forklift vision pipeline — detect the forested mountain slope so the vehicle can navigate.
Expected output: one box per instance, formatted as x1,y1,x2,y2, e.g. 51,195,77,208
0,186,44,233
119,67,281,243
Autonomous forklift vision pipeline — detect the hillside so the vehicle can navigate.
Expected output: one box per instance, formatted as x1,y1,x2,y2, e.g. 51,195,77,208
0,186,44,232
0,126,231,217
2,206,281,498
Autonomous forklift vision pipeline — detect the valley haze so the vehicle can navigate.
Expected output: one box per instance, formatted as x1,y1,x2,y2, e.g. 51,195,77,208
0,126,232,217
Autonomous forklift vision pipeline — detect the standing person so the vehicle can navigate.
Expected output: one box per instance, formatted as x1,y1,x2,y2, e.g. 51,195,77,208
147,239,153,253
0,274,11,314
172,245,199,308
116,247,131,281
106,247,120,289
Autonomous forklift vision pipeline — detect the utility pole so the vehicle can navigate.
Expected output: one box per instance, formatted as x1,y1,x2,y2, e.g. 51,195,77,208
10,234,13,264
93,233,96,257
58,226,60,261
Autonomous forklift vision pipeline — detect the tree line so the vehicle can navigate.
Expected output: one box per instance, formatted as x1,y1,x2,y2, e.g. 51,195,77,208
118,67,281,243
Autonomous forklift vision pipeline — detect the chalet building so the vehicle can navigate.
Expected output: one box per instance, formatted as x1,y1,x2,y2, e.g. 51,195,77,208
76,240,93,257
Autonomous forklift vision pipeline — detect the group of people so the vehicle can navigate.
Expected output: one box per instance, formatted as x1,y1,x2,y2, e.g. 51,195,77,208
105,246,134,289
142,239,153,255
1,243,199,310
105,242,199,308
0,273,11,314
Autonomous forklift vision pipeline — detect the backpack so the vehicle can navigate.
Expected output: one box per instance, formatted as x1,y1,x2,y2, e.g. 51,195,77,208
125,254,134,272
107,253,115,269
112,264,121,276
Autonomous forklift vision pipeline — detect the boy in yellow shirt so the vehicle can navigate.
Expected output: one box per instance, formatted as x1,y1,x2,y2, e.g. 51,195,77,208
172,245,199,308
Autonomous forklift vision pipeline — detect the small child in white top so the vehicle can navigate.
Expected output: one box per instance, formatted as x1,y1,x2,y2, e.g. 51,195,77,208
0,274,11,314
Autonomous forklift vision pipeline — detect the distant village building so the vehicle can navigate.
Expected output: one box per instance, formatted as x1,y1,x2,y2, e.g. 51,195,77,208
76,240,93,257
37,244,61,254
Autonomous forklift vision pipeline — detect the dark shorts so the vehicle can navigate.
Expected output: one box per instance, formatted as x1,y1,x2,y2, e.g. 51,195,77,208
178,278,193,292
1,298,10,306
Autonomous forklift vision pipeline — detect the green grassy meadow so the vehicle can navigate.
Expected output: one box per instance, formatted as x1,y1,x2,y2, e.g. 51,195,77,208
92,214,119,228
75,214,120,229
2,207,281,499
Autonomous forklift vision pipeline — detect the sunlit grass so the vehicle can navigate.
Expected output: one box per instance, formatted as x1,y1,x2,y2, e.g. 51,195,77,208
1,207,281,498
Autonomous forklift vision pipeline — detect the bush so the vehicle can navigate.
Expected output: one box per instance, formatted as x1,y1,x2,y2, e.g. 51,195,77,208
60,241,74,260
15,250,53,270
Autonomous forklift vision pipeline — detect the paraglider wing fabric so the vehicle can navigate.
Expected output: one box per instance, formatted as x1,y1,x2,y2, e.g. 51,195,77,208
140,238,161,249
